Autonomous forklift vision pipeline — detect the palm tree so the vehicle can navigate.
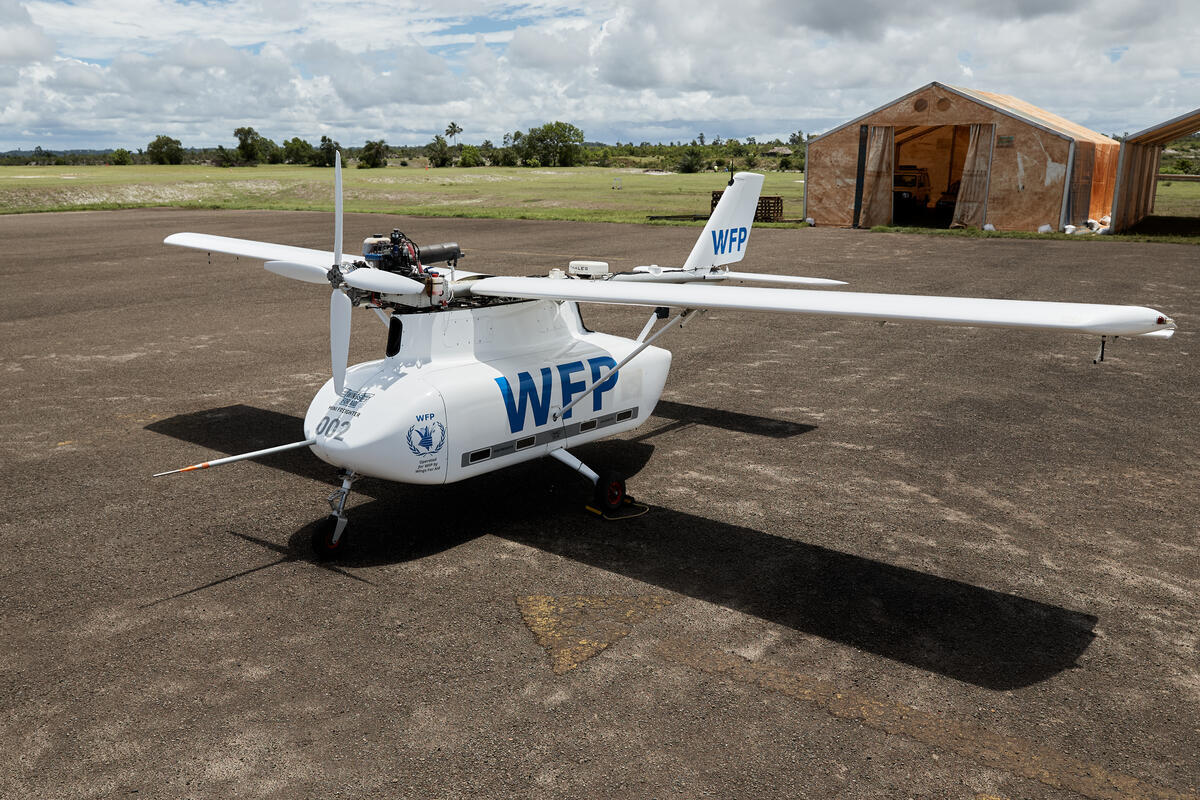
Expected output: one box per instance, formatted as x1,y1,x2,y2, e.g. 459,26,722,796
445,122,463,149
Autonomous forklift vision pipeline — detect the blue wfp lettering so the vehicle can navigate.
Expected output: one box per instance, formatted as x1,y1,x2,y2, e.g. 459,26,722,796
711,226,748,255
494,356,620,433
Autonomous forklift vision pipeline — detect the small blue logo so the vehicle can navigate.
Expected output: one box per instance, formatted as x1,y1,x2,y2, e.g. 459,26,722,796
407,421,446,455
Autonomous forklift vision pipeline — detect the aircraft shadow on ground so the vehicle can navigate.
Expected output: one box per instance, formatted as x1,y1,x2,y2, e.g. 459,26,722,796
148,404,1095,690
648,400,818,439
147,404,334,485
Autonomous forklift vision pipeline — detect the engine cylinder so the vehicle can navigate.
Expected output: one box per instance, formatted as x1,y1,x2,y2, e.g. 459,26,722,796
417,242,462,265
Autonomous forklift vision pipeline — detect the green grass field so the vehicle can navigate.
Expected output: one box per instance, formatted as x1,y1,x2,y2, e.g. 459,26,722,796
3,165,1196,243
0,164,809,225
1153,177,1200,217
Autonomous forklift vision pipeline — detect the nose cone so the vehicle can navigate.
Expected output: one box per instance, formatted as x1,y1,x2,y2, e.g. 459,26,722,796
304,362,449,484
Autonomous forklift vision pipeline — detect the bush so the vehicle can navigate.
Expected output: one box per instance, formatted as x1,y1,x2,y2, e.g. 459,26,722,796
358,139,389,169
110,148,133,165
283,137,315,165
147,134,184,165
214,146,238,167
426,135,452,167
309,136,341,167
458,145,483,167
677,145,706,173
522,121,584,167
234,127,278,165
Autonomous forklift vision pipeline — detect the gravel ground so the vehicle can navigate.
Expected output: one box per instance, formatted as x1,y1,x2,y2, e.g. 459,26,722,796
1,209,1197,799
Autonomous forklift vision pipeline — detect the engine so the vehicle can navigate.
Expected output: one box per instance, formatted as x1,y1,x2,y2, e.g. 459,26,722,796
361,229,463,280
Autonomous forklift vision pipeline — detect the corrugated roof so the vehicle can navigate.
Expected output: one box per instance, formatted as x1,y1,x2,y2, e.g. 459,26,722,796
1125,107,1200,145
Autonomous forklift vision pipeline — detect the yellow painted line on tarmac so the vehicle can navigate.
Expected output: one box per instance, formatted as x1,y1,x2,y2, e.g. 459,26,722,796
657,639,1198,800
517,595,672,674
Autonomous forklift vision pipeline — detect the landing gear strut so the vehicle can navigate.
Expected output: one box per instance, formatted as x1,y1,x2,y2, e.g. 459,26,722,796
312,470,357,560
549,448,628,514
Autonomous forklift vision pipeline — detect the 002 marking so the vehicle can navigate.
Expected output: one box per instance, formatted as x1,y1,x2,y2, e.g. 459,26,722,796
315,416,350,440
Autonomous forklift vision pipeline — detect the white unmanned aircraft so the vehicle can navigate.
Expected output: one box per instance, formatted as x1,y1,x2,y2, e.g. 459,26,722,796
157,154,1175,559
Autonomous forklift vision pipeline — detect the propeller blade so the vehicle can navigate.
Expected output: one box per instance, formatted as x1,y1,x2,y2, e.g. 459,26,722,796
342,268,425,295
334,150,343,268
330,289,351,396
264,260,330,284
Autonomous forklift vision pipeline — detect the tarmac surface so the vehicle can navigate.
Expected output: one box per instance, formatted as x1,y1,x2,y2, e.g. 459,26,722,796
1,209,1198,799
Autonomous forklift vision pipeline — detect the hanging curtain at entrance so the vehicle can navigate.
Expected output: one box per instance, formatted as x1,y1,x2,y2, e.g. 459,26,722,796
951,123,995,228
858,126,894,227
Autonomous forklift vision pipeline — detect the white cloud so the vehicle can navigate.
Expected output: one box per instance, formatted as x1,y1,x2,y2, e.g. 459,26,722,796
0,0,55,65
1,0,1197,150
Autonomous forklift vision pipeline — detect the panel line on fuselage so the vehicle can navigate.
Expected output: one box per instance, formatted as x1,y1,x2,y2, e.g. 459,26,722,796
459,406,640,468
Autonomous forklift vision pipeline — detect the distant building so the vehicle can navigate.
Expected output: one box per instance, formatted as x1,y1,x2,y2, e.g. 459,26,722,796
804,82,1117,231
766,146,793,156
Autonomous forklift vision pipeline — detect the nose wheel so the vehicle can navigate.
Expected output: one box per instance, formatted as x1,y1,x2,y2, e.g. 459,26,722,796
593,470,627,513
312,470,357,561
548,448,639,517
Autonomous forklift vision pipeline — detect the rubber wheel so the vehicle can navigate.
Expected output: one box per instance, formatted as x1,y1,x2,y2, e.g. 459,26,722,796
593,471,627,513
311,515,349,561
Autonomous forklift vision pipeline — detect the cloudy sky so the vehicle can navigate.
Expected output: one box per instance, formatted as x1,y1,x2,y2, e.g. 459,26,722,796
1,0,1197,151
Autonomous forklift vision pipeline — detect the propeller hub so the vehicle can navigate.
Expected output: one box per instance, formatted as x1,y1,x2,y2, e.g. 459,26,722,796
328,263,345,288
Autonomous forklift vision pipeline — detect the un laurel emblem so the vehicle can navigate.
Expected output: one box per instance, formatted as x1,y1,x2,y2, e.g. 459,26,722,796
406,421,446,456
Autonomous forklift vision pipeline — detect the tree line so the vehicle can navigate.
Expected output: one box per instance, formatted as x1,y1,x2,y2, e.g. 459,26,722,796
10,126,1200,174
421,122,809,172
2,123,812,172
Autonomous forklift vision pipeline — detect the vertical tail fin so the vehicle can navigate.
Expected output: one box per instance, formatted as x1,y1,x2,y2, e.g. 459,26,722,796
682,172,765,270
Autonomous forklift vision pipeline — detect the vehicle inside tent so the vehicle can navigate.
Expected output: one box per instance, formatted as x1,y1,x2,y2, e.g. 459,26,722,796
891,125,970,227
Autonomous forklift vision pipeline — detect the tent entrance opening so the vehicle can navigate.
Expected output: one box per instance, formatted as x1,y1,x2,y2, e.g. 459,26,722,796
893,124,971,227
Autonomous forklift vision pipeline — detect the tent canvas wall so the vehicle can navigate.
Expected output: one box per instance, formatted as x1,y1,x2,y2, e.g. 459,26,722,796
804,83,1118,231
1110,107,1200,232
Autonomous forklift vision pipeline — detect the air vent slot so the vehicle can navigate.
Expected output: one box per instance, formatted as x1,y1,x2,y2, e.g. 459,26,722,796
385,316,403,357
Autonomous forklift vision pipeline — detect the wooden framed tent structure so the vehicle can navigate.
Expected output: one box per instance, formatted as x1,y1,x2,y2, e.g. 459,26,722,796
804,82,1119,231
1110,107,1200,232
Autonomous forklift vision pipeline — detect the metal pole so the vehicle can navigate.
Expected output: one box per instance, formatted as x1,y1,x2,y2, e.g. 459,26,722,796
554,309,697,422
153,438,318,476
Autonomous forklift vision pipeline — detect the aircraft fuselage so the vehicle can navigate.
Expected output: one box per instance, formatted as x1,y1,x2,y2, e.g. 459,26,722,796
304,299,672,484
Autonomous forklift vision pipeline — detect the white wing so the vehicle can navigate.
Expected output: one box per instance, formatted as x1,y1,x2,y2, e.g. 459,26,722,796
467,276,1175,338
619,266,846,286
164,233,335,267
164,232,485,278
719,270,847,287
